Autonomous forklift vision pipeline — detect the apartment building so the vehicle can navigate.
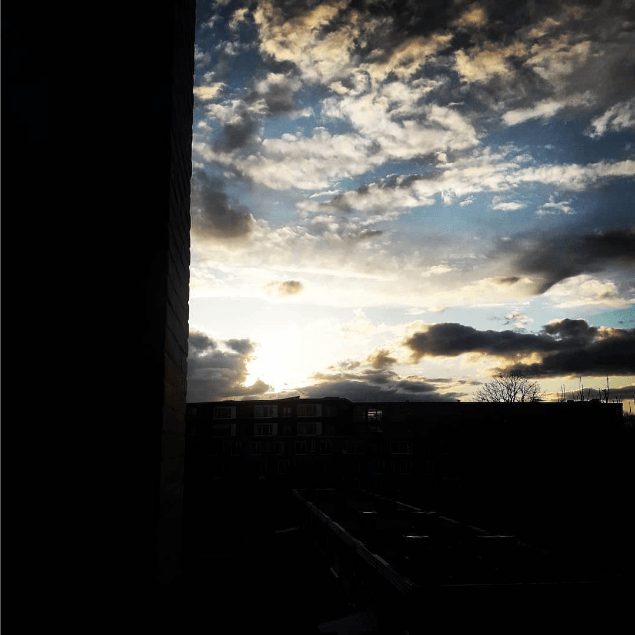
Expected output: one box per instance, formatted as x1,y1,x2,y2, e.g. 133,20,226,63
185,397,631,575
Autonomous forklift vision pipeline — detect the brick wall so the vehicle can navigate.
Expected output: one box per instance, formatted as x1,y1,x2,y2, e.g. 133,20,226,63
156,0,196,586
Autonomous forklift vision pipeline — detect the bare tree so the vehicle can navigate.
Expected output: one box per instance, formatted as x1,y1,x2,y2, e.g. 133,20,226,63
474,371,543,403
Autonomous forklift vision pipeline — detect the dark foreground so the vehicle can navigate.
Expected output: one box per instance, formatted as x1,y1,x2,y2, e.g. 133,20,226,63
145,482,633,634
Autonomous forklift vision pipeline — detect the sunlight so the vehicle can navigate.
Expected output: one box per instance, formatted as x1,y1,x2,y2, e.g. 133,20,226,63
244,330,315,393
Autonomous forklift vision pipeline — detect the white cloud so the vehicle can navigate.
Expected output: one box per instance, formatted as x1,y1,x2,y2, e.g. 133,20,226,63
360,33,453,84
492,198,524,211
193,83,225,101
285,151,635,223
454,4,487,29
420,265,454,278
525,35,593,85
587,98,635,138
544,275,634,309
229,6,249,30
323,92,479,162
511,159,635,191
253,0,356,85
537,196,574,216
503,311,534,329
503,92,594,126
455,41,527,83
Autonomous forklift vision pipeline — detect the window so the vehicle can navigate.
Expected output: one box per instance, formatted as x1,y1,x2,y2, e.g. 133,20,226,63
295,441,306,455
282,406,292,418
374,460,386,474
400,460,412,474
250,442,262,455
254,423,278,436
355,441,365,455
311,440,316,453
320,441,332,454
390,441,412,454
367,408,383,421
343,441,352,454
278,460,290,473
297,422,322,436
297,404,321,417
231,442,242,455
211,425,231,437
214,407,235,419
275,441,285,455
421,460,434,473
254,405,277,418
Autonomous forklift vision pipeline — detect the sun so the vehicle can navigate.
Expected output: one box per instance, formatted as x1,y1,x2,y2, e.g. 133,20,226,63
244,331,313,393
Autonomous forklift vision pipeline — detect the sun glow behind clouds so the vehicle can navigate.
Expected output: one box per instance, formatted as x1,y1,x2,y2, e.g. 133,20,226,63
243,323,336,392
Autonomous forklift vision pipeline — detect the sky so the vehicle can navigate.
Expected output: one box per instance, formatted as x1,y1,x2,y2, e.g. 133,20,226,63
187,0,635,408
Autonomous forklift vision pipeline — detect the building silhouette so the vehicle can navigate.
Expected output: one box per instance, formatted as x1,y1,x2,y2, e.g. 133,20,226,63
185,398,631,571
183,397,632,630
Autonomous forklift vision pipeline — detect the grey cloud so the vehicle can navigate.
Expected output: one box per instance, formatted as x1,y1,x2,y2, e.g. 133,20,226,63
401,319,635,378
298,377,461,402
367,348,398,369
226,338,256,355
496,227,635,294
215,102,260,151
264,280,305,297
404,322,558,361
248,73,302,114
455,2,634,116
189,329,218,355
505,329,635,378
497,276,521,286
190,170,254,240
187,330,272,401
543,318,599,342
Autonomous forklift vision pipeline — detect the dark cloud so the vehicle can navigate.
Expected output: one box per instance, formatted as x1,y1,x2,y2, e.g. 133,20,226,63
308,214,385,243
494,227,635,294
543,318,599,342
299,357,467,400
215,101,260,151
190,170,254,240
298,376,462,402
226,338,256,355
504,327,635,378
189,330,218,355
264,280,305,297
401,319,635,378
497,276,520,285
247,73,302,114
366,348,398,369
404,322,558,361
187,330,272,401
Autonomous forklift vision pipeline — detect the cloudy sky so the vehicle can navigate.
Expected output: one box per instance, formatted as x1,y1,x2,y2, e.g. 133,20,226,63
187,0,635,408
